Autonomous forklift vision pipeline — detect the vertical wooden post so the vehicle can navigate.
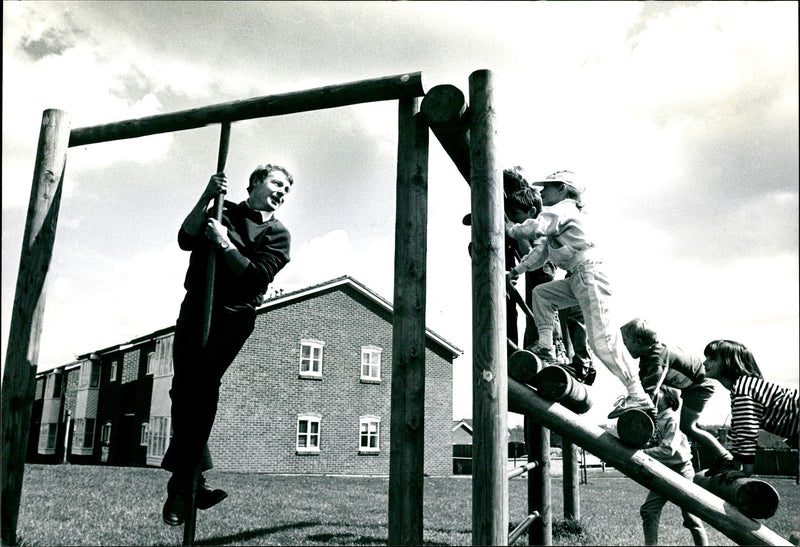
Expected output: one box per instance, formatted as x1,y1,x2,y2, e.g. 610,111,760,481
388,96,429,546
563,443,580,520
2,109,71,546
559,314,580,520
468,69,508,546
526,413,551,545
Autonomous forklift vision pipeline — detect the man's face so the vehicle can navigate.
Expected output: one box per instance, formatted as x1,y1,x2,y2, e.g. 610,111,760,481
250,171,292,213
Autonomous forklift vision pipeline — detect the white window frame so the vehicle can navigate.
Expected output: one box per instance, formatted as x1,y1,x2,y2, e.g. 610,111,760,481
80,361,100,388
38,423,58,453
299,339,324,379
360,346,382,381
101,421,112,445
146,351,156,375
296,415,321,453
109,361,118,382
359,416,381,453
140,422,149,446
147,416,172,459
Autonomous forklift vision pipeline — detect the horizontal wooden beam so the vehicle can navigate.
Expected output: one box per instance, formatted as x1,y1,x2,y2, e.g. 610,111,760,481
69,72,425,147
508,378,791,546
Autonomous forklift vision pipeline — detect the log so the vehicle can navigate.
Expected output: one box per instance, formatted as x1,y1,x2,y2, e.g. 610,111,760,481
508,377,791,546
69,72,424,147
419,84,471,182
529,366,592,415
616,408,656,449
2,109,71,546
388,96,429,546
694,471,781,520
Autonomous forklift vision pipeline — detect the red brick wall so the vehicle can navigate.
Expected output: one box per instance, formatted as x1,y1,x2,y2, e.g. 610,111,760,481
209,284,454,476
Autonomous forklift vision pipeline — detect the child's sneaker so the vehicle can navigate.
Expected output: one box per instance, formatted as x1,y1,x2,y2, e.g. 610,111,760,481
526,343,559,368
607,395,656,420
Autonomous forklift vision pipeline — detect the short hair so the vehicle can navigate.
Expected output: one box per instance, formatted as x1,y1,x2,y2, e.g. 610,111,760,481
248,164,294,194
503,168,530,195
703,339,763,385
506,187,543,218
620,317,659,345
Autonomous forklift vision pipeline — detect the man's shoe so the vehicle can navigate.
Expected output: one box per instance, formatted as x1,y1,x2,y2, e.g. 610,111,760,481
197,476,228,510
162,490,187,526
608,395,656,420
704,455,740,477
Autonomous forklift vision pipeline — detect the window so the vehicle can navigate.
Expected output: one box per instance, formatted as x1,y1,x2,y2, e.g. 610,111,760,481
38,423,58,453
299,340,324,378
147,416,171,459
83,418,96,448
146,351,155,375
140,422,149,446
360,346,382,381
101,421,112,445
80,361,100,388
296,415,321,452
359,416,381,453
51,373,63,398
154,337,174,377
110,361,117,382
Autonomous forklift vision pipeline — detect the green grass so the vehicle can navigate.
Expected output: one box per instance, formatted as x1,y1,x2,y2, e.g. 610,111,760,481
13,464,799,545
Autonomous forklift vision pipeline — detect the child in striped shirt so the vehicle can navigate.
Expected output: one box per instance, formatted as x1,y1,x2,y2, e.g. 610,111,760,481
702,339,799,476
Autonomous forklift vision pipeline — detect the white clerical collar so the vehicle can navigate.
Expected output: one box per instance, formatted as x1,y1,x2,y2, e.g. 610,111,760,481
245,201,274,223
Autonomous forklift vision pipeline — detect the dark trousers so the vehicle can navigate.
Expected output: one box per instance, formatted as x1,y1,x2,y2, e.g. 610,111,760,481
161,298,255,480
560,305,591,366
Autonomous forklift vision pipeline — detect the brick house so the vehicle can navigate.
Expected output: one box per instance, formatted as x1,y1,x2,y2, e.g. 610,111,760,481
28,276,460,477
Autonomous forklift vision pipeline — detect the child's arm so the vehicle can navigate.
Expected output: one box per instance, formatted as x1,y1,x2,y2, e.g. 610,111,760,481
638,346,668,402
509,237,548,279
506,211,561,241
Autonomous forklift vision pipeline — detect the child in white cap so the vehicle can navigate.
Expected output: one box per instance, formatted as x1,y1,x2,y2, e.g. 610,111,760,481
506,170,654,419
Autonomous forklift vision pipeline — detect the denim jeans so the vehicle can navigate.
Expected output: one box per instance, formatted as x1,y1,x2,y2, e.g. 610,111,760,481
531,261,639,392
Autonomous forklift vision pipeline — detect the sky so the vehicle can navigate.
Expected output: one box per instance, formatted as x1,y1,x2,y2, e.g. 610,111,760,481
3,1,798,429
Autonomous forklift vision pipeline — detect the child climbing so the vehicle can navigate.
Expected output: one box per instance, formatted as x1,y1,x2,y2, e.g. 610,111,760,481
702,339,799,476
639,387,709,546
505,170,653,419
621,317,734,469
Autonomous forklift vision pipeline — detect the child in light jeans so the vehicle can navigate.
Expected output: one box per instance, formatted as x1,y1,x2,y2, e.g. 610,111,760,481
640,387,708,546
506,170,653,419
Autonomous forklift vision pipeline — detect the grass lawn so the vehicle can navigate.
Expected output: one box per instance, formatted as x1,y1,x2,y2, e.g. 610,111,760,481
14,464,798,546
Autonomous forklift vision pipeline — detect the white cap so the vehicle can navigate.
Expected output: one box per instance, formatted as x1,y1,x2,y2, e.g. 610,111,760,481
531,170,583,195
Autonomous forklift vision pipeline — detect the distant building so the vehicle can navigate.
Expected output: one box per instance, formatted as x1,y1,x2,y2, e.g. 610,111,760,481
28,276,461,476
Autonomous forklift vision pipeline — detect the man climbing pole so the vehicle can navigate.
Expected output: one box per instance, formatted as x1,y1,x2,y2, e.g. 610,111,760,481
161,163,294,526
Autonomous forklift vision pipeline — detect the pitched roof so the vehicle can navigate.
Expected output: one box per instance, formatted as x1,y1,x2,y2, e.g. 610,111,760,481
72,275,461,364
258,275,462,358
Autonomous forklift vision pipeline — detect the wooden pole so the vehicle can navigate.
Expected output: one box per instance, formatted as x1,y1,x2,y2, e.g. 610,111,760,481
2,109,71,546
558,313,580,520
69,73,425,147
183,122,232,546
693,472,780,520
508,378,791,546
563,443,580,521
201,122,232,347
388,96,429,546
468,69,508,546
419,84,470,183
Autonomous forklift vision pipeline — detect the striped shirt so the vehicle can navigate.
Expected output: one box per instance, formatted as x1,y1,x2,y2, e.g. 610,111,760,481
729,376,799,463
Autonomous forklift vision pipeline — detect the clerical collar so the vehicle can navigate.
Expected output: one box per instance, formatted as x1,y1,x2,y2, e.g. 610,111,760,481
245,201,274,223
